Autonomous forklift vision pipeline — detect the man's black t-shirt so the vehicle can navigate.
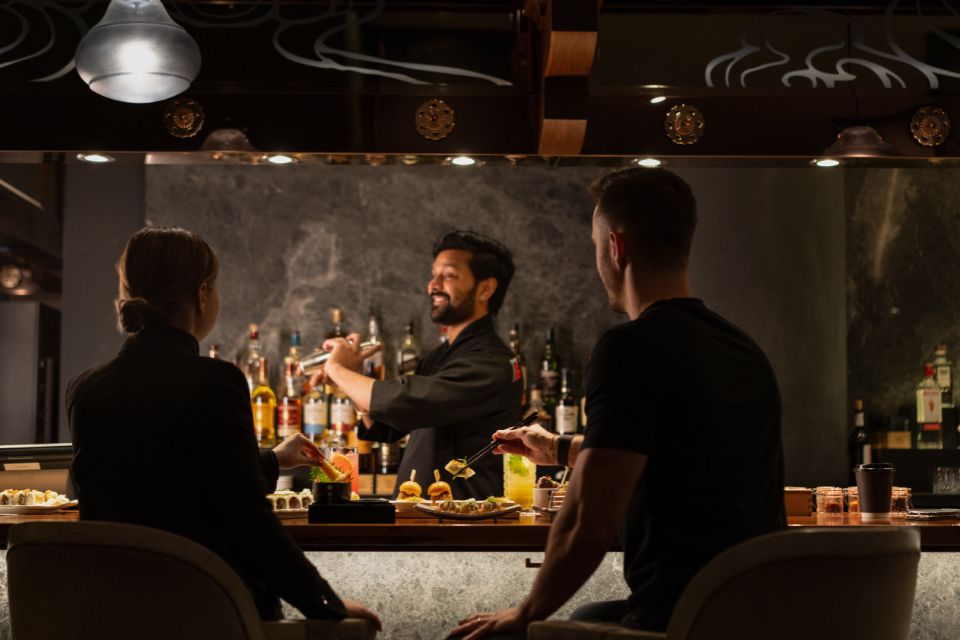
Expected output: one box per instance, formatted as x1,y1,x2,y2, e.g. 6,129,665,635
582,298,786,631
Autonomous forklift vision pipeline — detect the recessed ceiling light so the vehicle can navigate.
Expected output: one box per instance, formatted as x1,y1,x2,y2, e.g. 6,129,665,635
266,154,295,165
649,96,667,104
451,156,476,166
813,159,840,168
634,158,663,168
77,153,115,163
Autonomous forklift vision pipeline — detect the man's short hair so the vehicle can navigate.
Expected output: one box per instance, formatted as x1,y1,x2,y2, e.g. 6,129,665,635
590,168,697,269
432,230,515,314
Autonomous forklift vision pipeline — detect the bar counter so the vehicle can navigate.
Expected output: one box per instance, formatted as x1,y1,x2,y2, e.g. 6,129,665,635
0,512,957,639
0,511,958,550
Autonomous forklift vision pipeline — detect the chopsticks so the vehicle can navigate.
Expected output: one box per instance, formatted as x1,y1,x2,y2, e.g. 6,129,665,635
449,411,540,479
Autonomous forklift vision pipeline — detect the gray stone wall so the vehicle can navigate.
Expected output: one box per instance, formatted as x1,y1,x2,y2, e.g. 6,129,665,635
145,164,845,485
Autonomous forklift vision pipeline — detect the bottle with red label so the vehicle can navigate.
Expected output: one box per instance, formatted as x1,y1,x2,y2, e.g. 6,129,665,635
276,356,303,440
916,363,944,449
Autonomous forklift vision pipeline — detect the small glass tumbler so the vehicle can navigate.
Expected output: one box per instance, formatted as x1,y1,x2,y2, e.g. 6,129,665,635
845,487,859,513
816,487,844,515
890,487,912,516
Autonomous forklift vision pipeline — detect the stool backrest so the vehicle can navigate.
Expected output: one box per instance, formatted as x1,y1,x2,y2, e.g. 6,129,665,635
7,520,267,640
668,527,921,640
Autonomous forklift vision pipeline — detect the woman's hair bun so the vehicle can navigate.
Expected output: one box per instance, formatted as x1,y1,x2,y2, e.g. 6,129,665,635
117,297,150,334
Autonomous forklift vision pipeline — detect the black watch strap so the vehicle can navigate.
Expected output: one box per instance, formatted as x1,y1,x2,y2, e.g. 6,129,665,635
556,434,575,467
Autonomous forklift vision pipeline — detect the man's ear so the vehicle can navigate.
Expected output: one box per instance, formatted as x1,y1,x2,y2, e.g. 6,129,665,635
478,278,498,305
610,230,628,271
197,281,209,314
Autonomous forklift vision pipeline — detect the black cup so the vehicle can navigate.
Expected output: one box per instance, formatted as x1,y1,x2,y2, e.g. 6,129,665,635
855,463,895,520
312,482,351,504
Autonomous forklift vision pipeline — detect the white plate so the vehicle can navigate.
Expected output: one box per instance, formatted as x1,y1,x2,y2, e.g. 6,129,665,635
414,501,522,521
0,501,77,515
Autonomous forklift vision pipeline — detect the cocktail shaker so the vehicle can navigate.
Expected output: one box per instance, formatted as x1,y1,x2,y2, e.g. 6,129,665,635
299,340,379,375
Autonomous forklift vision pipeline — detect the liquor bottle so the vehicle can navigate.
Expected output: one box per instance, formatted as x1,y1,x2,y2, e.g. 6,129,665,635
397,321,420,376
207,344,220,360
276,357,303,440
555,368,579,435
848,399,871,482
439,325,449,346
288,330,308,394
329,390,357,445
509,323,527,408
916,363,943,424
934,344,953,408
326,308,345,340
302,380,328,445
362,314,385,380
242,324,264,393
539,327,560,406
250,358,276,447
917,363,944,450
289,330,303,363
528,385,553,432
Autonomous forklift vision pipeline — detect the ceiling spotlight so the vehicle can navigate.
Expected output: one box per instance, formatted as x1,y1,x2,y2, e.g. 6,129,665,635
649,96,667,104
75,0,201,104
634,158,663,168
77,153,115,163
813,159,841,168
266,154,295,165
451,156,476,166
400,155,420,166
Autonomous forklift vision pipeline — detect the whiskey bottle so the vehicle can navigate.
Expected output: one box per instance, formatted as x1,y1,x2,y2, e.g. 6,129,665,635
848,399,871,483
362,314,385,380
329,390,357,444
276,357,303,440
539,327,560,406
397,321,420,376
302,380,328,445
555,368,579,435
242,324,263,393
250,358,276,447
934,344,953,408
509,323,527,408
326,308,345,340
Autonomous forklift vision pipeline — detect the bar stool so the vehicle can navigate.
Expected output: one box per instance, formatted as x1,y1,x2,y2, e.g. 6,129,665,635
529,527,920,640
6,521,376,640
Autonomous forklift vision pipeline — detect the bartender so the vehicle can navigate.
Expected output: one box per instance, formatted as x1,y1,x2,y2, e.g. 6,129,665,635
311,230,523,499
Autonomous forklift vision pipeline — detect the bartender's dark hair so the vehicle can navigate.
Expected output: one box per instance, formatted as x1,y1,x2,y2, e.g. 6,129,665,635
432,230,515,314
590,168,697,269
115,226,219,334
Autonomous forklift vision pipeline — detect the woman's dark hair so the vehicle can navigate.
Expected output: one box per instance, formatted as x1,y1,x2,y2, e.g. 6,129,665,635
116,227,219,334
590,168,698,269
432,230,515,315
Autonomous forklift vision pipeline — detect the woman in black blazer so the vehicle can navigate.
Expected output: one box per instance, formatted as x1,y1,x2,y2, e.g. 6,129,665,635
66,226,380,629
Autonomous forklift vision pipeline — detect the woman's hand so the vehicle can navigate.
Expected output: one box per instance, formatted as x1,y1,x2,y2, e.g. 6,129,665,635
273,433,322,470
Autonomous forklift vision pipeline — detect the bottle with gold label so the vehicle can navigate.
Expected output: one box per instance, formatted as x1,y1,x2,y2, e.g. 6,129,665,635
276,357,302,440
251,358,276,447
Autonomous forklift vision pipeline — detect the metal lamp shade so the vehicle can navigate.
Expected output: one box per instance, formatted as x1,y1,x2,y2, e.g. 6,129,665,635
823,126,896,158
75,0,200,104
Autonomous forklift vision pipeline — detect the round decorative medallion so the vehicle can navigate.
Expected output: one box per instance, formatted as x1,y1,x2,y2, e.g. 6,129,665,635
910,106,950,147
664,104,704,145
163,98,205,139
415,99,455,141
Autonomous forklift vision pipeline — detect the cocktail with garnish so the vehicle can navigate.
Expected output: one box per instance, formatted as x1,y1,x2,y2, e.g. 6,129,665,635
503,453,535,509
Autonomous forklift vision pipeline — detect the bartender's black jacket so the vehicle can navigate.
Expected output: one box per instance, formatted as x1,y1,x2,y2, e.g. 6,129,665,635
362,314,524,499
66,324,346,621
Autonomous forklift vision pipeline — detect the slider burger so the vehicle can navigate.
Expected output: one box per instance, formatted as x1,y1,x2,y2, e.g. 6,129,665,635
397,469,423,501
427,469,453,503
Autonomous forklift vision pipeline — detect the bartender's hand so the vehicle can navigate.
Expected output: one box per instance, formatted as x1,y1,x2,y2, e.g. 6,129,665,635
273,433,323,470
342,598,383,631
492,424,558,466
309,333,382,387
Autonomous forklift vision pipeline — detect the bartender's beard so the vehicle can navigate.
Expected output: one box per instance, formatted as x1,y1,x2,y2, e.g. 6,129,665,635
430,286,478,325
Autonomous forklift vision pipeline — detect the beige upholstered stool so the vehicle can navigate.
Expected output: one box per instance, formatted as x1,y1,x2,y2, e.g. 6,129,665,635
7,521,376,640
530,527,920,640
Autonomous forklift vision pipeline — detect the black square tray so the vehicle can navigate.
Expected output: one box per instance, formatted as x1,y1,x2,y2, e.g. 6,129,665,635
308,499,396,524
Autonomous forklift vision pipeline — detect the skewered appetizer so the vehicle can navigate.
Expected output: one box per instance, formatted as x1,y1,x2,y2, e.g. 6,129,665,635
397,470,423,501
427,469,453,502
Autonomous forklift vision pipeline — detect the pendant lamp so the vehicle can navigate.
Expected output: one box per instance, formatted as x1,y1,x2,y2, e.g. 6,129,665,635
75,0,200,104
